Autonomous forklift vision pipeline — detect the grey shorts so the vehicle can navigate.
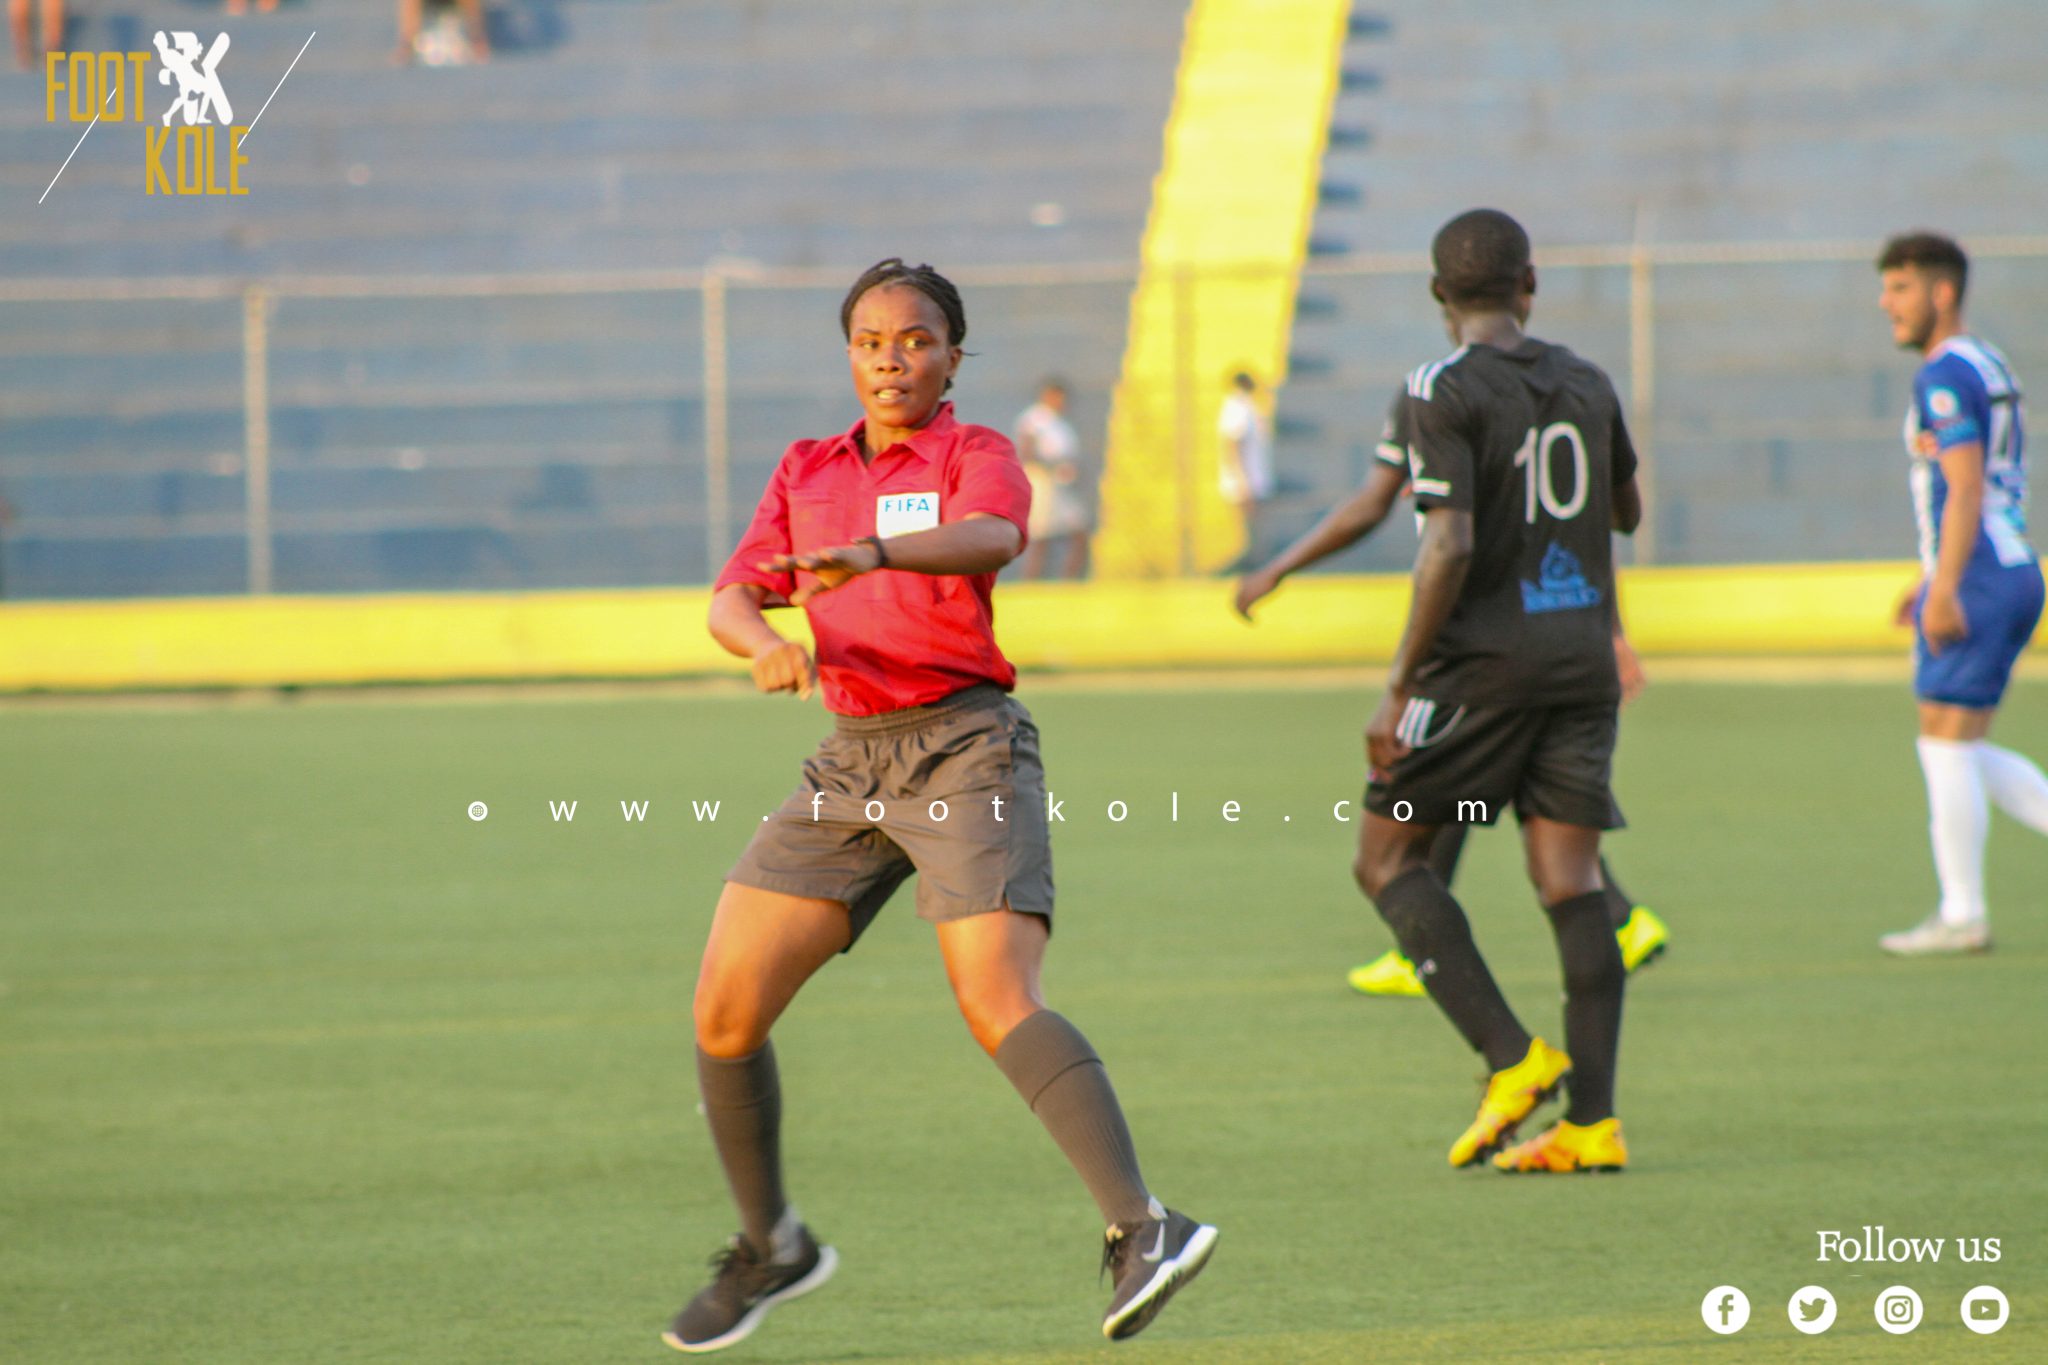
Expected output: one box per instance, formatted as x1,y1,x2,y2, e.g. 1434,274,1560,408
727,684,1055,949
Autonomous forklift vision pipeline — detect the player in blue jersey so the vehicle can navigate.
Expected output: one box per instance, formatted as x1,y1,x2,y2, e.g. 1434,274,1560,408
1875,233,2048,955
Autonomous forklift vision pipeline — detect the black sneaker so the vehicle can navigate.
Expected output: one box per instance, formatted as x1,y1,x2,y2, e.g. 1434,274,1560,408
661,1225,837,1354
1100,1201,1217,1340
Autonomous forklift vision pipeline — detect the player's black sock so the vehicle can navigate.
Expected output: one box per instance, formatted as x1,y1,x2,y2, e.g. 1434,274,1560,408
994,1010,1152,1225
696,1043,787,1258
1597,856,1634,930
1427,823,1471,887
1544,889,1625,1124
1372,865,1530,1071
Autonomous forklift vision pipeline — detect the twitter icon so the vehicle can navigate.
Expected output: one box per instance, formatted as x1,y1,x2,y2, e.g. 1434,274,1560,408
1789,1286,1838,1335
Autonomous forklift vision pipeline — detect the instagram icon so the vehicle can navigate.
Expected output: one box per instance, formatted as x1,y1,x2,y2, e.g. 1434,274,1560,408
1875,1285,1922,1335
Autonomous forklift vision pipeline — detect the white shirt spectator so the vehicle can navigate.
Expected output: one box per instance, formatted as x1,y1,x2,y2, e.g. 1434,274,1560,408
1218,391,1275,503
1016,400,1090,539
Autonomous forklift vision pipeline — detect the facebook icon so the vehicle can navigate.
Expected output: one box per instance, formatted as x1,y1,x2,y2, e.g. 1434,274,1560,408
1701,1285,1751,1334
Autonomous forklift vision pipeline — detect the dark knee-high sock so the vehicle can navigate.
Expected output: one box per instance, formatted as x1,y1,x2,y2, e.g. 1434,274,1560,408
1427,823,1471,888
1373,865,1529,1071
697,1043,787,1256
1544,890,1626,1124
994,1010,1153,1226
1597,856,1634,930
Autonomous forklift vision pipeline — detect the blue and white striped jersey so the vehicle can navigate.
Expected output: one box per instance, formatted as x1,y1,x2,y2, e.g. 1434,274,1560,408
1906,336,2033,578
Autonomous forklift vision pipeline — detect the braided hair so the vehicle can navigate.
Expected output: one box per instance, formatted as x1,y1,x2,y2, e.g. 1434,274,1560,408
840,259,970,391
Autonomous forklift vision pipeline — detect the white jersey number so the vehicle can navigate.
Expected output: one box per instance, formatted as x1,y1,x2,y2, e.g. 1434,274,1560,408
1513,421,1589,523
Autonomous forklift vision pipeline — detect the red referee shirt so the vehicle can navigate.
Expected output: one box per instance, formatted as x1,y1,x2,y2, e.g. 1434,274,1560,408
714,403,1033,716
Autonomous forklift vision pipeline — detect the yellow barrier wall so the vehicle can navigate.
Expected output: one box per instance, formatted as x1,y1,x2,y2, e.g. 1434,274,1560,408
1093,0,1352,577
0,561,1983,692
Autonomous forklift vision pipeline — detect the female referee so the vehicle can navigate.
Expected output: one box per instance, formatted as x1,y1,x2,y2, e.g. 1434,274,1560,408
662,260,1215,1354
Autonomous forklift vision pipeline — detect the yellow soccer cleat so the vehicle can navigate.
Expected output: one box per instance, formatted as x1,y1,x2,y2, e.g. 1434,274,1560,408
1447,1037,1572,1168
1616,906,1669,973
1492,1117,1628,1174
1347,950,1425,998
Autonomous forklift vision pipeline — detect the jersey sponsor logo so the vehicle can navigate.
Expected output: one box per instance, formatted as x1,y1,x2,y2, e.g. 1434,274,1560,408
1520,543,1604,614
1929,388,1960,419
876,491,939,538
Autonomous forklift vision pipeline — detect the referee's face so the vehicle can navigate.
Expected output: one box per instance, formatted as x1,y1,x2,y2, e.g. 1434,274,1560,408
847,285,961,437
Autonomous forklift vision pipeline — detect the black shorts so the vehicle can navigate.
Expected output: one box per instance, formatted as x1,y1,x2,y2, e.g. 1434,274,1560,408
727,684,1055,950
1363,697,1624,830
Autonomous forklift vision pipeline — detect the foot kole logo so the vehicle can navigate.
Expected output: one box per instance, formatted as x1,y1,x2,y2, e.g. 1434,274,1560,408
45,35,248,195
40,31,310,201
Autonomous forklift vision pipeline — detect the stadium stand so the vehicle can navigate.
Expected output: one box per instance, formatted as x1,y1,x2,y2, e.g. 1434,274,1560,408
0,0,1188,596
5,1,2048,598
1278,0,2048,570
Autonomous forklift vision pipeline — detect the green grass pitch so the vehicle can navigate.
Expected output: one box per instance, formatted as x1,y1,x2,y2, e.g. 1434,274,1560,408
3,680,2044,1363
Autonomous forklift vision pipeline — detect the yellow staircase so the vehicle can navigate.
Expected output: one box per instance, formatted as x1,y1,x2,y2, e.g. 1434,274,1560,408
1094,0,1352,577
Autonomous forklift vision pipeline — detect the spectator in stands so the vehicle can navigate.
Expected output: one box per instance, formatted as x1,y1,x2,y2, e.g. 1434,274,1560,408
224,1,280,15
1015,379,1091,579
396,0,490,66
7,0,63,69
1218,371,1275,568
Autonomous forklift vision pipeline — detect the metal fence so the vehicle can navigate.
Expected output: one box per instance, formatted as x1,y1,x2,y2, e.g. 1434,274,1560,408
3,237,2046,598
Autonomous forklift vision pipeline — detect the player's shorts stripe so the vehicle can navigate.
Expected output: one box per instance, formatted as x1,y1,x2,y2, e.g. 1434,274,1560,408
1396,698,1424,746
1412,477,1451,497
1409,704,1466,747
1374,442,1406,467
1398,698,1436,747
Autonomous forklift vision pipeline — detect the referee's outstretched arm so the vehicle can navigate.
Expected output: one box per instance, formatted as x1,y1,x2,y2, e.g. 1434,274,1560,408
768,513,1023,605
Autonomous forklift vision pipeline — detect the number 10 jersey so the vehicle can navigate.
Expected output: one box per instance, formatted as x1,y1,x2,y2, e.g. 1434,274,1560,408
1386,337,1639,706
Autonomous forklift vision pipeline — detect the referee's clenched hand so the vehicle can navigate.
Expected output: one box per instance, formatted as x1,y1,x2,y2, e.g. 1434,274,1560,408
749,639,818,699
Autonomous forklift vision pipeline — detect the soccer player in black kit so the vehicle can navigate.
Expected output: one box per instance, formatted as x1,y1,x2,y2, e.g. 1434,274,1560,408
1352,209,1642,1173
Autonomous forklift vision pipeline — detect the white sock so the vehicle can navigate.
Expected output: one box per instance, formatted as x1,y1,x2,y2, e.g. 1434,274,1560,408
1979,742,2048,834
1918,737,1989,927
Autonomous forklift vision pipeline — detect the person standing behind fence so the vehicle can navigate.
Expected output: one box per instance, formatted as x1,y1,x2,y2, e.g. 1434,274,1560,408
1016,378,1091,579
1218,372,1275,569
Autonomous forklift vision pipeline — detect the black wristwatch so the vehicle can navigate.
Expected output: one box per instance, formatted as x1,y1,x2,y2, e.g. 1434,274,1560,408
857,535,889,569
